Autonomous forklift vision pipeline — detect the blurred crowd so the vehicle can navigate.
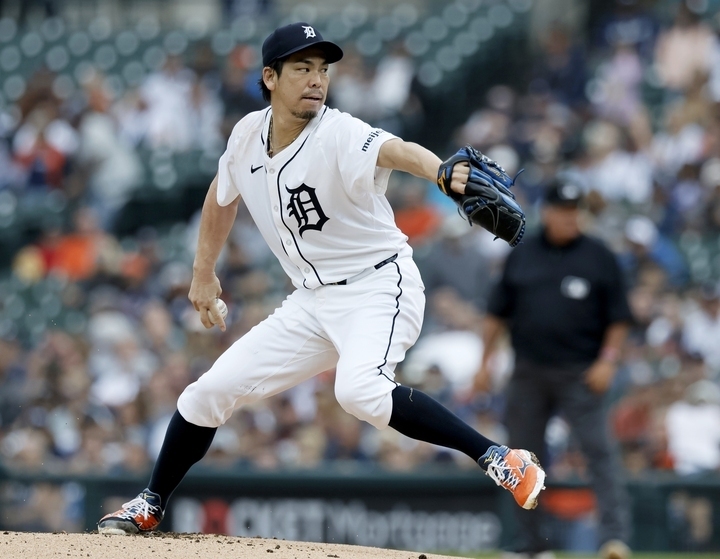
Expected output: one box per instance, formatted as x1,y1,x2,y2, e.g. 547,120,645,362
1,0,720,507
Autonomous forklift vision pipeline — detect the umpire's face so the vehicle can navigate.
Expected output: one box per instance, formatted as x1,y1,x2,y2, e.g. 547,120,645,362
264,47,329,120
542,204,581,246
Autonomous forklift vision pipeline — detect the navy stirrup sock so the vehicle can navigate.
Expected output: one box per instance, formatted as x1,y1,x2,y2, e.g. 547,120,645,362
148,410,217,507
388,385,497,464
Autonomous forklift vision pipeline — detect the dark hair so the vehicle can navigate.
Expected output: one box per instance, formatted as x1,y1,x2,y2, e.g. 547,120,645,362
257,58,285,102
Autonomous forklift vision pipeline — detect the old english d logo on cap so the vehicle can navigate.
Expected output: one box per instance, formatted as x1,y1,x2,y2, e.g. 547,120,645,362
262,22,344,67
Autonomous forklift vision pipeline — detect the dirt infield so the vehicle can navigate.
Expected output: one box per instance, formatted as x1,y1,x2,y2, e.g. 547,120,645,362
0,531,464,559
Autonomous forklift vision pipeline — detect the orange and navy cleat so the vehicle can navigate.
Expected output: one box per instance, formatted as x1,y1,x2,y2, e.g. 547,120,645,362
98,489,164,535
479,445,546,510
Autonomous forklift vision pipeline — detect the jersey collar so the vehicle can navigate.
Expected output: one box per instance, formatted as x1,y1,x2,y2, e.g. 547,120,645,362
263,106,327,162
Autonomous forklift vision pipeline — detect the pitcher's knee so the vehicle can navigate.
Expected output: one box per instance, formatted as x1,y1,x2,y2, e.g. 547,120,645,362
177,380,237,428
334,382,393,429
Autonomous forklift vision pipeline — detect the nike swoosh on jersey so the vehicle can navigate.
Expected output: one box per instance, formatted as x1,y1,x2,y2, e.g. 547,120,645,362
250,165,263,174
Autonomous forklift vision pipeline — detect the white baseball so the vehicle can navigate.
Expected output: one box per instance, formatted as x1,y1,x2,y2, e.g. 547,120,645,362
215,298,228,321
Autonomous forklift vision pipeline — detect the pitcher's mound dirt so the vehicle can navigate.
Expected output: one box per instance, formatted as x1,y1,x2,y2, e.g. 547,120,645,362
0,531,467,559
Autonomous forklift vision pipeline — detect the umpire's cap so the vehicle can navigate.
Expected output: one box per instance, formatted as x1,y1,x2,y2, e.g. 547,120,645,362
262,22,344,67
543,180,584,207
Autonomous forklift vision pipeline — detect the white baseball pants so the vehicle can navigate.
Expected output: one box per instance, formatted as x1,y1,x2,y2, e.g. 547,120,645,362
177,256,425,429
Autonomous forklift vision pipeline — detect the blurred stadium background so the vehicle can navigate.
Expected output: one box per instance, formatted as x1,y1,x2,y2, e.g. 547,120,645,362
0,0,720,555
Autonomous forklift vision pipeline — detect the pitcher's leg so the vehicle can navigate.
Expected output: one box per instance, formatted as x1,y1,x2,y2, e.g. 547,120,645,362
326,259,496,450
322,257,425,428
99,291,337,534
389,385,497,460
324,259,545,510
148,410,217,505
178,291,338,428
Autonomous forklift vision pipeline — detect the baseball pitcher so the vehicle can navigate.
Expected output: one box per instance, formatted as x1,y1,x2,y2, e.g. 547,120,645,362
99,22,542,535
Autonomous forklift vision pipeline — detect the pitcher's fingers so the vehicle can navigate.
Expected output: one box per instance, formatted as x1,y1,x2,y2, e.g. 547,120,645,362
208,304,226,332
455,161,470,174
453,162,470,181
199,307,213,329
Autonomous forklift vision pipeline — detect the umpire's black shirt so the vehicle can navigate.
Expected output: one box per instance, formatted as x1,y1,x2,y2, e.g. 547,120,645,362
487,230,632,368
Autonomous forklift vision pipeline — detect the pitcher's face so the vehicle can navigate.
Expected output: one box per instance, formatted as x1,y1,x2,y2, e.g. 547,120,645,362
265,47,329,120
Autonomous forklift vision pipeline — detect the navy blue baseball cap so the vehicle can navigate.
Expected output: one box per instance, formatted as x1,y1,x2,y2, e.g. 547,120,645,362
262,22,344,67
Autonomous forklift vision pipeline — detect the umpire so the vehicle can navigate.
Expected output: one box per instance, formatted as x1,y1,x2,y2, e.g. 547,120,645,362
474,180,632,559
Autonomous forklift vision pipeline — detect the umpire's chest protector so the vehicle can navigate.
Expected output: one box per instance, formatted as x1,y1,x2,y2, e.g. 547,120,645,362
216,106,411,289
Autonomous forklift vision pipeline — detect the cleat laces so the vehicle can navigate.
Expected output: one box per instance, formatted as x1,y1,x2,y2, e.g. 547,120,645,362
118,495,160,521
484,449,523,489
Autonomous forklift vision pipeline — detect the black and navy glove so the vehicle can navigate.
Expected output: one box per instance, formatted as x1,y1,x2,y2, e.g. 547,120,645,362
437,145,526,247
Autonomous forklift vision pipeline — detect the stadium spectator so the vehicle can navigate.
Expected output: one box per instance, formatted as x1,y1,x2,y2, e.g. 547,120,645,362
139,55,201,151
681,283,720,373
391,178,442,247
416,214,493,312
219,45,266,138
531,23,588,108
590,42,644,126
574,119,653,204
665,380,720,475
654,1,717,92
13,96,78,191
76,75,144,229
620,215,689,289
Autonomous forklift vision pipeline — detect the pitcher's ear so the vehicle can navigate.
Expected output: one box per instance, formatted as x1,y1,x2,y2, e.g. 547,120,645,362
263,67,277,92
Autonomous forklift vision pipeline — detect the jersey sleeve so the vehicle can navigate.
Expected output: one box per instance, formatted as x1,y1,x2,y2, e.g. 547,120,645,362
330,114,397,195
216,114,261,206
216,146,239,206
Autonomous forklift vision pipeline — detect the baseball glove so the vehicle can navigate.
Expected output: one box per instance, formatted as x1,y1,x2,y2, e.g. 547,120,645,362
437,146,526,247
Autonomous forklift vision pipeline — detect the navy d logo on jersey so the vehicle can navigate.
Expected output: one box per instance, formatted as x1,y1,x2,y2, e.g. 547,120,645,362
286,183,329,236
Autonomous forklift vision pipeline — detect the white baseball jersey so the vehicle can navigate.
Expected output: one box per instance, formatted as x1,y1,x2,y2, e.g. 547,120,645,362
178,105,426,431
216,105,413,288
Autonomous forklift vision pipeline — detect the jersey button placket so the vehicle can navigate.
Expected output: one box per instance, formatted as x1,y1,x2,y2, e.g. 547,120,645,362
267,163,308,284
267,168,284,226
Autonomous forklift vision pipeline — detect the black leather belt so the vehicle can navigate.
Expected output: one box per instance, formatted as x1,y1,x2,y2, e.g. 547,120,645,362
329,253,398,286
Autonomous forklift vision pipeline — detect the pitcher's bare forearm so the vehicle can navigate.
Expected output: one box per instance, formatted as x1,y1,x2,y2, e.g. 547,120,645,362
378,138,469,195
193,175,241,278
377,138,442,183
